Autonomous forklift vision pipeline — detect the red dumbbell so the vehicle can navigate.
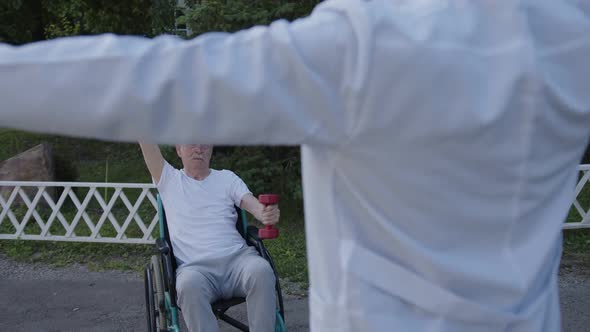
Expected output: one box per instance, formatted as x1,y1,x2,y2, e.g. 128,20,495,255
258,194,280,239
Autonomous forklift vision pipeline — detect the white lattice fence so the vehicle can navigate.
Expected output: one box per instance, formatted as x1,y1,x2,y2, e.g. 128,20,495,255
0,181,158,244
1,166,589,244
565,164,590,229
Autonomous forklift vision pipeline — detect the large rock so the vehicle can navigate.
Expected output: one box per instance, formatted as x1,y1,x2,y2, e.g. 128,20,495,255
0,143,56,208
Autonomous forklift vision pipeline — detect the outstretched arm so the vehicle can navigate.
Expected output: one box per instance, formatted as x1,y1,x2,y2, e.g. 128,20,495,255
0,3,358,147
138,143,165,184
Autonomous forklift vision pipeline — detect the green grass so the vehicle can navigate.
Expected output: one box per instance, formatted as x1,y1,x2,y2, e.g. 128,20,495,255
564,229,590,252
262,219,308,287
0,216,308,286
562,229,590,274
0,238,154,270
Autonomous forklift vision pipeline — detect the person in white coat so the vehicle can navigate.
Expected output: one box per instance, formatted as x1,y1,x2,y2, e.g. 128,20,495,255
1,0,589,331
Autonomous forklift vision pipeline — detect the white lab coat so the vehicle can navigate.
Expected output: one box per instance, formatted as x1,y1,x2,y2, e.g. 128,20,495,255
1,0,589,330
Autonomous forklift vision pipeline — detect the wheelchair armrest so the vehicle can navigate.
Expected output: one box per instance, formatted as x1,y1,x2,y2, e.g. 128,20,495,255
247,225,274,262
155,238,170,255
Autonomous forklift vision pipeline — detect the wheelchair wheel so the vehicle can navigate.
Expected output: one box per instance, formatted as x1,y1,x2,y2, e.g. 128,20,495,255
150,255,167,331
144,265,157,332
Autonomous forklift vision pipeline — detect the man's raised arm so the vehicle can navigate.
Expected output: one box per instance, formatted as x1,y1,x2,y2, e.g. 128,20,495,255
139,143,164,184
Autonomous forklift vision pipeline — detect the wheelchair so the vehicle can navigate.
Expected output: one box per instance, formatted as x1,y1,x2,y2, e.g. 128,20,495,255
144,194,286,332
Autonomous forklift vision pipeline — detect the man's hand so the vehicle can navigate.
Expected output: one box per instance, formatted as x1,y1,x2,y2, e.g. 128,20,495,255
240,194,280,225
259,204,280,226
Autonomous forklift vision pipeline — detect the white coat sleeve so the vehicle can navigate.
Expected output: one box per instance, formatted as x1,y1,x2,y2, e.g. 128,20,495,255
0,6,358,146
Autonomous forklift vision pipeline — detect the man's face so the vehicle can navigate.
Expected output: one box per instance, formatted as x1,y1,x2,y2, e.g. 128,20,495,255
176,144,213,168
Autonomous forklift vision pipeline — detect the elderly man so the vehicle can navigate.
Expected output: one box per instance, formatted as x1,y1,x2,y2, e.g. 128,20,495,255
2,0,590,331
139,143,280,332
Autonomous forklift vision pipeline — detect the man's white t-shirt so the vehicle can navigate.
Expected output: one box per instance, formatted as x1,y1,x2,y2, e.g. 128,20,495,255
156,161,252,264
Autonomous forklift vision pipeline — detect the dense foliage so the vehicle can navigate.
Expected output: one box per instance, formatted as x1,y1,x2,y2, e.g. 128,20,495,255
0,0,176,43
179,0,319,35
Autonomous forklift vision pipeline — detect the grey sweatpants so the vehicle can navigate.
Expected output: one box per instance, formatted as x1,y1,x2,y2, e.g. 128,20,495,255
175,246,277,332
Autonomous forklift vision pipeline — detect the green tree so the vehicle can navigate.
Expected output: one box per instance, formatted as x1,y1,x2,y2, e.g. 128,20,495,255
0,0,46,43
0,0,176,43
43,0,176,39
180,0,319,36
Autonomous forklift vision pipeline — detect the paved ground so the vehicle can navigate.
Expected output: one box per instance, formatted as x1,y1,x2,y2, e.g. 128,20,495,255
559,271,590,332
0,255,588,331
0,256,308,332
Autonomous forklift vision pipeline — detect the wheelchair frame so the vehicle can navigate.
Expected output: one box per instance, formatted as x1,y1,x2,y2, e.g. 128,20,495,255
144,194,286,332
